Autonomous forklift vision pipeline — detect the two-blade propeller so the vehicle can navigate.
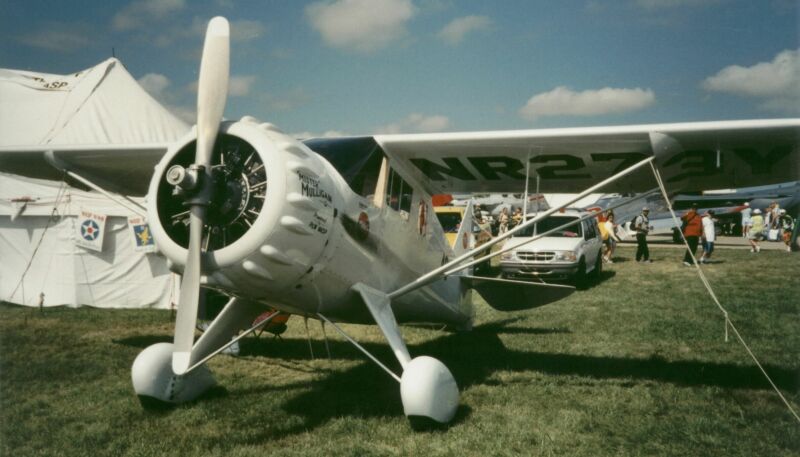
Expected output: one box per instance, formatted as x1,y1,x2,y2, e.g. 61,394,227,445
172,17,230,375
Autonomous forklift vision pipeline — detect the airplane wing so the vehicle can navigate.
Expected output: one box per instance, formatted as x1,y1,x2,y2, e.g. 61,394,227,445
0,144,170,196
373,119,800,194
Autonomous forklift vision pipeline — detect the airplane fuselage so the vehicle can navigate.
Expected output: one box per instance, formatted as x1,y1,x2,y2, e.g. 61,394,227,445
146,118,472,329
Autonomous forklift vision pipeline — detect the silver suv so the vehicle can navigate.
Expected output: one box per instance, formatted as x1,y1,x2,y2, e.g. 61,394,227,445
499,209,603,285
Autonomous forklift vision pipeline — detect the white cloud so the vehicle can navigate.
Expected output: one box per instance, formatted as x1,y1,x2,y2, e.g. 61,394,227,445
374,113,451,134
231,20,267,42
137,73,171,98
703,49,800,97
228,75,257,97
137,73,195,123
702,49,800,112
113,0,186,31
519,86,655,121
438,15,491,45
634,0,721,9
18,23,91,52
186,75,257,97
151,17,265,48
306,0,417,53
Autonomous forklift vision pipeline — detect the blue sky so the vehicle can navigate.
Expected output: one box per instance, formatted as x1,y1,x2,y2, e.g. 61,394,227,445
1,0,798,137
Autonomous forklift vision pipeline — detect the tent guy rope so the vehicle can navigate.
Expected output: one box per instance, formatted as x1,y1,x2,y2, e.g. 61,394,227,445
650,161,800,425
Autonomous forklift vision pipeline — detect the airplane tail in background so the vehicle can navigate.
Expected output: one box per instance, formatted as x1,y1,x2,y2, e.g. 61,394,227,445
452,199,475,257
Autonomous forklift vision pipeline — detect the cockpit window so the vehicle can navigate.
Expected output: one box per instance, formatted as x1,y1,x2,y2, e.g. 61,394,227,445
387,168,412,213
302,136,384,198
436,212,462,233
513,215,582,238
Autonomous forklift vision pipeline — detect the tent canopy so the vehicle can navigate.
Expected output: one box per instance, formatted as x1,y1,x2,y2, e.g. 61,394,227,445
0,57,188,147
0,58,189,194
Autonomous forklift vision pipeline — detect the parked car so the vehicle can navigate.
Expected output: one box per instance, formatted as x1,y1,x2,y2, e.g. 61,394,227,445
499,209,603,286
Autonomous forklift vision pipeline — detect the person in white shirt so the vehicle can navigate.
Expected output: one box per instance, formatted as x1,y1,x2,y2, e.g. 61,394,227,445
699,210,716,264
740,202,752,238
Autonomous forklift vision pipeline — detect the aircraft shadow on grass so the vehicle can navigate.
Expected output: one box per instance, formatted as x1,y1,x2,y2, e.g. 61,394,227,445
114,317,797,436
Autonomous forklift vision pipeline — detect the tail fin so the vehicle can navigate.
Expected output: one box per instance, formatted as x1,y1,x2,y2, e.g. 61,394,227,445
453,199,475,256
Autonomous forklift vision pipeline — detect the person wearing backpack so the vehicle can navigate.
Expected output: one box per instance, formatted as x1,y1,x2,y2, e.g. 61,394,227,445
681,204,703,266
633,207,652,263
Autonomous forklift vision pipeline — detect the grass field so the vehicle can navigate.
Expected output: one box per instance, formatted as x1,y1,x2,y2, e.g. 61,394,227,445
1,246,799,456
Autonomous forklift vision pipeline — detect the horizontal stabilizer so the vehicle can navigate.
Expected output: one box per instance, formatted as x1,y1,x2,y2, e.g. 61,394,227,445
461,275,574,311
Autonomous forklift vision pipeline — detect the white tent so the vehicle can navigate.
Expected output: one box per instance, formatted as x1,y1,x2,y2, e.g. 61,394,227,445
0,58,190,309
0,57,188,147
0,172,178,308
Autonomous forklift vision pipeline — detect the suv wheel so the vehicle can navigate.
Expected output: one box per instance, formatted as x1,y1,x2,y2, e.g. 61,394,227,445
574,258,587,289
590,253,602,280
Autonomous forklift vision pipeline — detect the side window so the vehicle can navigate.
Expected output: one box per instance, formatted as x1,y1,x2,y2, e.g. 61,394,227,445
386,168,413,214
584,219,597,240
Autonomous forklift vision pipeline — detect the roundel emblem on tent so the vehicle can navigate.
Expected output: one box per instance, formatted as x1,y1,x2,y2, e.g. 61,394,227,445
81,219,100,241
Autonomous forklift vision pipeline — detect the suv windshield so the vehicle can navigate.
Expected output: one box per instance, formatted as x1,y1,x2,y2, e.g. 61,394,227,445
513,215,582,238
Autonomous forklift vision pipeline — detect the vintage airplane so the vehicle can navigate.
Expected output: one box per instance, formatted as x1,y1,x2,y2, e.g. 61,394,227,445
1,17,799,426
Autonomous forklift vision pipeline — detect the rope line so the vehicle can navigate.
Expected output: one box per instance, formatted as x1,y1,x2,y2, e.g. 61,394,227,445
8,174,69,304
649,162,800,424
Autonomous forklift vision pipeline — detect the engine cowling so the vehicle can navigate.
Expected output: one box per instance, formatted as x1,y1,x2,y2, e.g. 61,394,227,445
146,117,339,301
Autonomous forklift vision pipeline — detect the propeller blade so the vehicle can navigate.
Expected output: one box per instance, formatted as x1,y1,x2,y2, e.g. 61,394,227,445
172,207,204,374
172,16,230,375
196,16,230,167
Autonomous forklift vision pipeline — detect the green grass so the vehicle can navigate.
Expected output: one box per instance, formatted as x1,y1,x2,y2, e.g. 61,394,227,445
1,246,799,456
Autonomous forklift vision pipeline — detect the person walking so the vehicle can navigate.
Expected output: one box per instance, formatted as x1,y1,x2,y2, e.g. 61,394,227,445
778,209,794,252
771,202,781,229
498,207,510,235
764,203,774,235
633,207,652,263
602,213,621,263
699,210,716,264
749,208,765,252
511,207,523,229
740,202,752,238
681,204,703,266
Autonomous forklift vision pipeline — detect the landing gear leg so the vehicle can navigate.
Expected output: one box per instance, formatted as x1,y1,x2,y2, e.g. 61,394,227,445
131,297,265,406
352,283,459,425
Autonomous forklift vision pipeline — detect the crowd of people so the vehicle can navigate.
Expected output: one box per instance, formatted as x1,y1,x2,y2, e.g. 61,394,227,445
740,201,795,253
598,200,795,267
473,200,795,268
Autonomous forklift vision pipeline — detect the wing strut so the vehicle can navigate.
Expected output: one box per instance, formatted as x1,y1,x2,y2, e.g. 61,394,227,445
43,150,147,217
388,155,656,300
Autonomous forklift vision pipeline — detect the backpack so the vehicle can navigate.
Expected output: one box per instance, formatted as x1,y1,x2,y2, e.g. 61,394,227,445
629,215,639,231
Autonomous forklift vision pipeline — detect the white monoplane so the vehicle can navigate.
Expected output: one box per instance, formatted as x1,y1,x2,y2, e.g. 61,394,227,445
1,17,798,426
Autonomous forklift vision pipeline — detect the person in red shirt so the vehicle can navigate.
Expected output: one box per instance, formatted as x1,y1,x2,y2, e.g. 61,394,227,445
681,204,703,266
